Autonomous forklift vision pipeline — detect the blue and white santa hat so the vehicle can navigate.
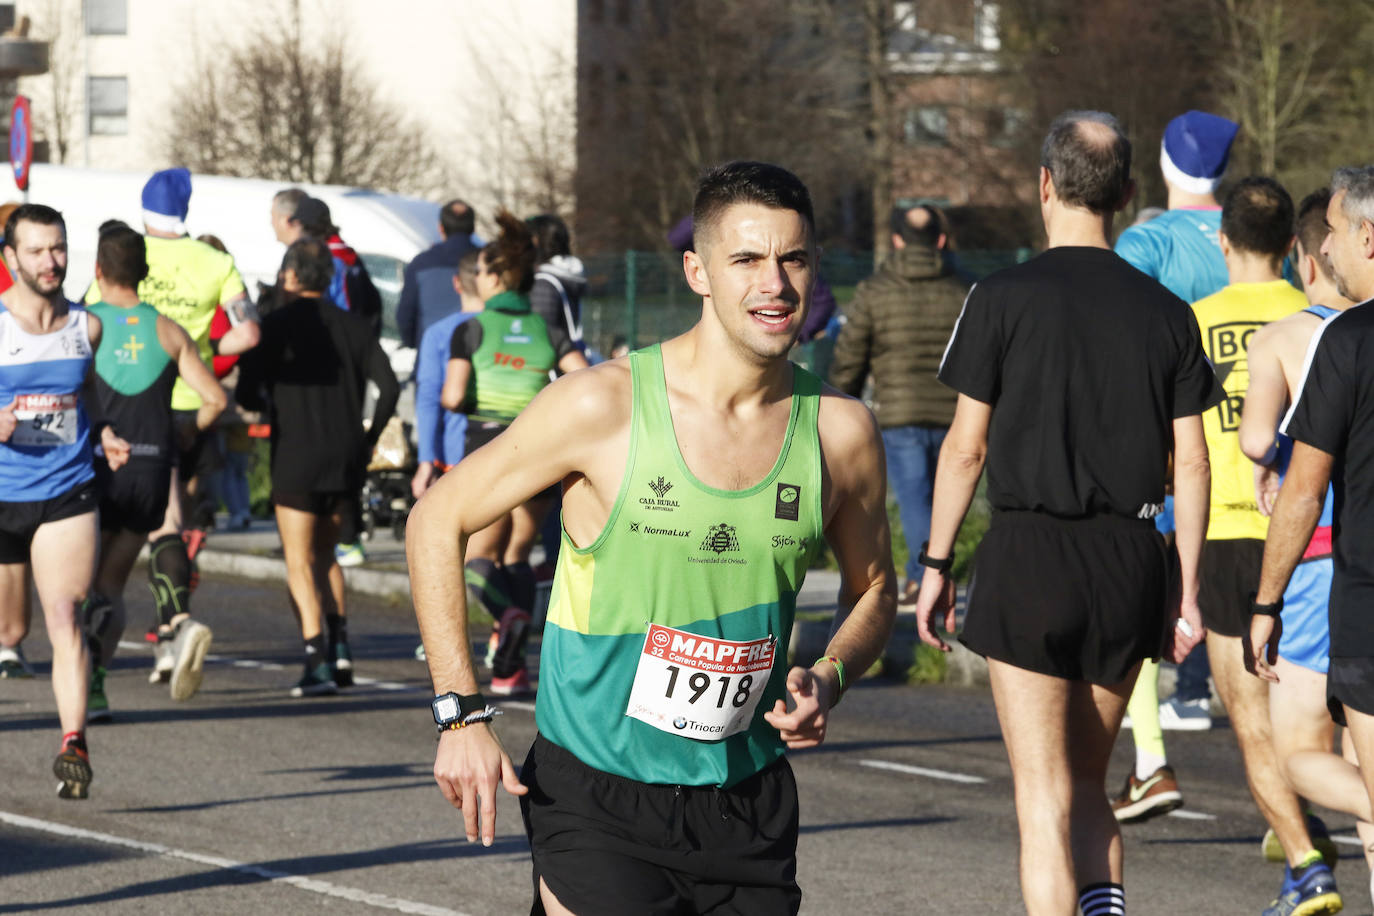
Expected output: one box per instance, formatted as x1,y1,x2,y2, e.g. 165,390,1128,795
1160,111,1239,195
141,167,192,235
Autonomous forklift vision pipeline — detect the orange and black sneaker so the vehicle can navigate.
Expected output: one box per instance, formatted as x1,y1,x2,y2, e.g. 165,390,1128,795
54,731,92,800
1111,764,1183,822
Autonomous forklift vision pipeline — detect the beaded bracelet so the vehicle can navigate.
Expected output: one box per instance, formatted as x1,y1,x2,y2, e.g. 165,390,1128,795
436,706,503,735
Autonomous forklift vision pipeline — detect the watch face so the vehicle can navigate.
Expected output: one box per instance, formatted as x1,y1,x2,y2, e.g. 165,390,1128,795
433,695,459,723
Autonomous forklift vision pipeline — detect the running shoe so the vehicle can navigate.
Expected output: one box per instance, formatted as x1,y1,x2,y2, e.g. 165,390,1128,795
1262,814,1339,867
0,645,34,679
1110,764,1184,822
88,666,111,724
53,733,92,800
148,632,175,684
290,660,338,697
489,665,531,697
1159,695,1213,731
1262,862,1343,916
483,627,499,669
332,641,354,688
168,619,213,701
414,643,427,662
335,542,365,568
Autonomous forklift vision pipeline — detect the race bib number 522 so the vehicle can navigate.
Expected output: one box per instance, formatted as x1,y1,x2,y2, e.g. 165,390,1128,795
625,623,776,741
11,393,78,447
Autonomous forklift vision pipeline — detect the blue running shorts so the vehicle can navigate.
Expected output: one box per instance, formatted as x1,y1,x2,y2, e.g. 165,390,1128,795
1278,557,1333,674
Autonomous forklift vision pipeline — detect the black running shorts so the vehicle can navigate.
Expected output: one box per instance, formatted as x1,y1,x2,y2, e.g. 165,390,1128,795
174,410,222,482
520,734,802,916
96,462,171,535
959,510,1170,686
0,480,98,564
1197,538,1264,637
272,489,352,517
1327,656,1374,727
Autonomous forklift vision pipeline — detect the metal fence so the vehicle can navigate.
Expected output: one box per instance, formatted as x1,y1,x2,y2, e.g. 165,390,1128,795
577,248,1037,365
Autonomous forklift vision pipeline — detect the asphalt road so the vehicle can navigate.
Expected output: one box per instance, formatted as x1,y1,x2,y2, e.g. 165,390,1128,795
1,574,1370,915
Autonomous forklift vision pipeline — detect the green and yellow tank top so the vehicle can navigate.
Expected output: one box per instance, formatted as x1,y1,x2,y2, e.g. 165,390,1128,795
87,301,177,466
535,344,825,788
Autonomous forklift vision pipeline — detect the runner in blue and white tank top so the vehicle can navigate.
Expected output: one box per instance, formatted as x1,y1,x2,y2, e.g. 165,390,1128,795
0,204,128,801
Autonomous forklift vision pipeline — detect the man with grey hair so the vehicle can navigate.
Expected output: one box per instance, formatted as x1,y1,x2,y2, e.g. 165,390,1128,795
1252,164,1374,910
916,110,1220,915
269,188,309,246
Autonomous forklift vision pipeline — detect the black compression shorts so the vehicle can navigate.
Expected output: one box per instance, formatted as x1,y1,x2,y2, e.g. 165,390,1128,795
272,489,352,517
959,510,1170,685
520,733,801,916
96,462,172,535
1328,656,1374,727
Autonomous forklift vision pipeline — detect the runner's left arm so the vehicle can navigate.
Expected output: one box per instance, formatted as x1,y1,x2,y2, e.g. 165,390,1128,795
1239,323,1288,515
361,333,400,455
763,392,897,749
216,291,261,356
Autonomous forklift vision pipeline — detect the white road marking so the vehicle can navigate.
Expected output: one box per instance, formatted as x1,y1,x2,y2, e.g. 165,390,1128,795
114,640,538,712
1333,835,1364,847
1166,810,1217,821
858,759,987,784
0,810,470,916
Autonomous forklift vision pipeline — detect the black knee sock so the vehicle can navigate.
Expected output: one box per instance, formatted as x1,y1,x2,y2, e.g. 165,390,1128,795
82,594,115,663
464,558,511,619
504,561,535,613
491,609,531,679
325,613,347,646
147,534,191,629
1079,882,1125,916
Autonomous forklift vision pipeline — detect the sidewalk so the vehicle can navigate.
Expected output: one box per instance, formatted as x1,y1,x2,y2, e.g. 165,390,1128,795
194,517,989,684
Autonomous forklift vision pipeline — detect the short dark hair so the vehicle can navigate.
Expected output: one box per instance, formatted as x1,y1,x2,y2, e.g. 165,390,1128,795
281,237,335,294
691,161,815,251
99,218,131,235
97,225,149,289
1221,176,1294,260
889,205,948,248
5,203,65,251
292,197,336,238
440,199,474,238
1040,110,1132,215
455,249,480,294
526,213,571,261
1294,188,1334,279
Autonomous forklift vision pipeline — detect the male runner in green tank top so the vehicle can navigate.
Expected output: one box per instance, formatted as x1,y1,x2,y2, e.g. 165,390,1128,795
410,161,897,914
85,225,226,715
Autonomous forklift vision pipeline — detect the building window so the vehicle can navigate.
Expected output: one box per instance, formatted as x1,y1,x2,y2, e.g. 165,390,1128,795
587,0,604,24
986,106,1026,148
88,76,127,135
904,106,949,146
85,0,127,35
0,5,15,34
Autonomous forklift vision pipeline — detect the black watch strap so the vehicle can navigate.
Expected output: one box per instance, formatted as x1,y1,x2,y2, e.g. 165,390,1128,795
1250,596,1284,619
432,691,488,725
918,541,953,574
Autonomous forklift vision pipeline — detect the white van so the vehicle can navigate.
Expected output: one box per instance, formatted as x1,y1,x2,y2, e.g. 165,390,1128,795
16,164,441,379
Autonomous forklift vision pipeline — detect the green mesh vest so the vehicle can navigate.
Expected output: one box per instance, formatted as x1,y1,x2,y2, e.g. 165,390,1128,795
469,292,556,425
535,344,825,788
87,301,177,465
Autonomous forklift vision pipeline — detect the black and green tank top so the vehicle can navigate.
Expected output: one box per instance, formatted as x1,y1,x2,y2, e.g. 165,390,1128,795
88,301,177,466
461,291,557,425
535,344,826,788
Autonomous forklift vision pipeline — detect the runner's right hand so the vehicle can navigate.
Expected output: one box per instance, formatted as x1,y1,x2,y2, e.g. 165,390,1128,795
914,566,956,652
433,723,528,846
0,400,15,443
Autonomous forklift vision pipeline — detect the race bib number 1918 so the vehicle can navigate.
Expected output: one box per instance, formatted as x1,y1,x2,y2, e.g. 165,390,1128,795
625,623,776,741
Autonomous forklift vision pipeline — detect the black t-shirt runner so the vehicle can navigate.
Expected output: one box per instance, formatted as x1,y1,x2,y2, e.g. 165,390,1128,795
939,246,1222,520
1283,301,1374,656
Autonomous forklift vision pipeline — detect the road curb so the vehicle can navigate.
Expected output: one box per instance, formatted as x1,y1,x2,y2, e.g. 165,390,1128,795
195,549,413,602
789,610,989,686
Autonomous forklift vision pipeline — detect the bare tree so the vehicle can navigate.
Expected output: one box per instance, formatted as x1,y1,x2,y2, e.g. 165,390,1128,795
162,6,441,194
27,0,80,163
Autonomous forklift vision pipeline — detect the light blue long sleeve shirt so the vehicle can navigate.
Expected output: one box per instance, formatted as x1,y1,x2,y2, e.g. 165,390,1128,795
416,311,474,466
